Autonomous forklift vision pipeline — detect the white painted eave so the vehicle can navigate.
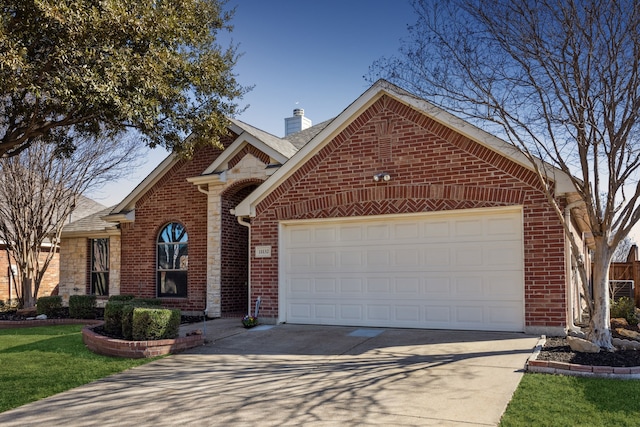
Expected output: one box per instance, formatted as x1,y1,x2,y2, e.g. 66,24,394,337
101,210,135,223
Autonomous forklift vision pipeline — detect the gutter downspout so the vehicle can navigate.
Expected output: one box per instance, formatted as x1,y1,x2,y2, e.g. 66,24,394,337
235,212,252,316
195,184,209,196
565,200,584,332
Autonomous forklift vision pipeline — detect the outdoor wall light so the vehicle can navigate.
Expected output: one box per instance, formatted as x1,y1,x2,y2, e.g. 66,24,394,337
373,173,391,182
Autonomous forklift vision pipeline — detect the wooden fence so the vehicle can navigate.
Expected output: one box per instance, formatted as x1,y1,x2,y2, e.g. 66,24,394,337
609,245,640,306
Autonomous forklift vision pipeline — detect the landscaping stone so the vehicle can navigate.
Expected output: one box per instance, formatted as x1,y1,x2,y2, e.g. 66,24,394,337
567,336,600,353
35,314,47,320
615,328,640,341
611,317,629,329
613,338,640,350
16,307,37,317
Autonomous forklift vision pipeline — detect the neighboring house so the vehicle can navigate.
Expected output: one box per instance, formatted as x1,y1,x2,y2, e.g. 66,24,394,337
0,196,105,303
60,80,589,335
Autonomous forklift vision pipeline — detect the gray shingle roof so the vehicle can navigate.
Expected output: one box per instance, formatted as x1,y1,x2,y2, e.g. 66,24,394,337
62,206,117,235
66,195,107,225
284,118,334,149
230,118,298,158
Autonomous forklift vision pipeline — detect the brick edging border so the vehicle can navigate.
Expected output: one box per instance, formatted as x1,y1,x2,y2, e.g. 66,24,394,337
82,323,204,358
526,336,640,379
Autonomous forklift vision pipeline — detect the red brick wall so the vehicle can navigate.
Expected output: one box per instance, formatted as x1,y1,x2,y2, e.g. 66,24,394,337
119,140,233,312
249,95,567,328
0,247,59,302
220,182,261,315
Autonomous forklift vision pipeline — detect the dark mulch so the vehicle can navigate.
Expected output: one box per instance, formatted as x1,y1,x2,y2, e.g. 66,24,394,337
538,336,640,367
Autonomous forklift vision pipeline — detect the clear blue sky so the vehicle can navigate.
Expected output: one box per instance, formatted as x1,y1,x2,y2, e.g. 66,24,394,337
88,0,416,206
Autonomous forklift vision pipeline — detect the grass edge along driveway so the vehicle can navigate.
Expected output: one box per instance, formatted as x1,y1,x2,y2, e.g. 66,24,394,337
0,324,158,413
500,372,640,426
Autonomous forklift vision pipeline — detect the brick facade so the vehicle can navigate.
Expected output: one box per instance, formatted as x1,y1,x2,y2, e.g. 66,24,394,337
119,144,227,312
115,133,276,315
0,246,59,303
249,95,567,330
220,183,260,315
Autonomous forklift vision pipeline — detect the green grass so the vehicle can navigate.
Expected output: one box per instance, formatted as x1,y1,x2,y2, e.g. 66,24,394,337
0,325,157,413
500,373,640,426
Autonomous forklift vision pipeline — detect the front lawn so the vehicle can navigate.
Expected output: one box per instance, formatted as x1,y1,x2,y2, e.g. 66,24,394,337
500,373,640,426
0,325,156,412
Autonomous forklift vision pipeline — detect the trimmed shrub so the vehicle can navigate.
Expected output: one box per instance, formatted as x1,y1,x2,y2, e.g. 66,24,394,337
104,300,127,335
69,295,97,319
120,303,137,340
130,298,162,307
108,295,135,302
132,308,181,340
120,300,161,339
611,297,638,326
36,295,62,317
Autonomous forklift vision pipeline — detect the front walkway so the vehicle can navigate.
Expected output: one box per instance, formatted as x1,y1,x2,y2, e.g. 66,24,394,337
0,319,538,426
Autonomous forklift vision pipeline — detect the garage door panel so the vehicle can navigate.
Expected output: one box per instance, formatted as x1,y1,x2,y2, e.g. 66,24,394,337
396,277,421,293
425,277,452,294
424,221,451,239
314,227,336,242
289,303,312,319
341,305,363,320
456,305,484,323
395,305,421,322
315,304,336,319
340,277,364,293
282,209,524,331
394,222,420,239
366,224,390,240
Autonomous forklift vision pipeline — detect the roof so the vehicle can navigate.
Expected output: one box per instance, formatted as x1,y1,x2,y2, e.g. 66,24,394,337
234,79,576,217
108,118,309,218
61,206,119,237
284,119,335,149
229,118,298,159
66,195,106,225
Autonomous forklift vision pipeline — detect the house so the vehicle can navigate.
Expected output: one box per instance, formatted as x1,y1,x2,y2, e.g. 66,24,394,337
60,80,587,335
0,196,105,303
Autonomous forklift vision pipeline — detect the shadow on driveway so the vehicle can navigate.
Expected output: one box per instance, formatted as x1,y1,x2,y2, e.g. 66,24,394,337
0,319,539,426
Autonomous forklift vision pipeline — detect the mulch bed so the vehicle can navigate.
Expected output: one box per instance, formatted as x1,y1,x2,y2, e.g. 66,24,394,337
538,336,640,367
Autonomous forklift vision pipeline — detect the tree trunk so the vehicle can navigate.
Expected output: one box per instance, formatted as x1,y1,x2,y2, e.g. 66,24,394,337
587,243,614,351
22,277,34,308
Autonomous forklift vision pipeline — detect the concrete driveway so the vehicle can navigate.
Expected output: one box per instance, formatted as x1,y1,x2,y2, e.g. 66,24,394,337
0,319,538,426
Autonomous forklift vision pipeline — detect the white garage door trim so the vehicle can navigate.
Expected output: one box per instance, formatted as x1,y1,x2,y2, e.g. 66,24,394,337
278,206,525,332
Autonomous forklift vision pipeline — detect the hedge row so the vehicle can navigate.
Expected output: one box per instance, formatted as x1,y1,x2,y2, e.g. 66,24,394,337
104,296,179,340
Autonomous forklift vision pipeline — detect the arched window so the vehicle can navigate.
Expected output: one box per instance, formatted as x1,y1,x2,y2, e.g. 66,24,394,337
157,222,188,297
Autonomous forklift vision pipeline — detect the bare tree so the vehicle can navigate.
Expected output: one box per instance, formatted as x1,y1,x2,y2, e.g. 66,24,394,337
370,0,640,349
612,236,635,263
0,136,140,307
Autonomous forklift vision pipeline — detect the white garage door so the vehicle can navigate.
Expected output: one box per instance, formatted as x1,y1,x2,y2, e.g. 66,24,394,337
280,207,524,331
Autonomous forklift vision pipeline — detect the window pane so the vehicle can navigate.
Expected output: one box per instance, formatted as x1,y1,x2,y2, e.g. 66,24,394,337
92,239,109,272
157,222,188,298
90,238,109,296
157,243,188,270
157,271,187,297
91,272,109,296
158,223,187,244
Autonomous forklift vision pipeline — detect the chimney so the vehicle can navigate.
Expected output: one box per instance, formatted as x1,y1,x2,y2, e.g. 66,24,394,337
285,108,312,136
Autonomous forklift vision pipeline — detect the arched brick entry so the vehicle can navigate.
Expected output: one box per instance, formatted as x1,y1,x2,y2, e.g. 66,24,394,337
220,181,261,315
